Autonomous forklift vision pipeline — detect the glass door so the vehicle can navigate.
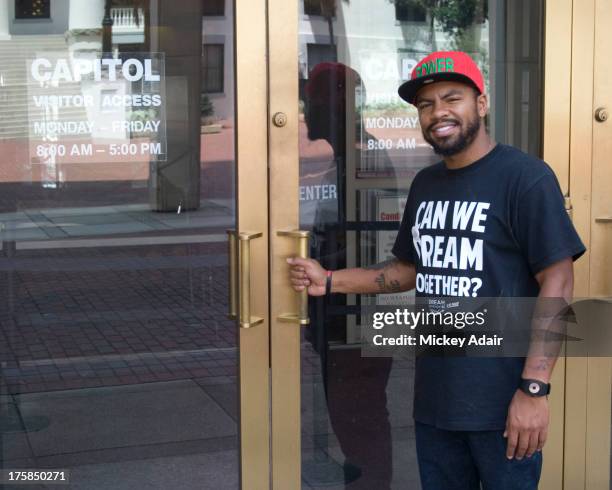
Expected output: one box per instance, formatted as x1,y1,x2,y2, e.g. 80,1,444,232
0,1,270,489
268,1,574,489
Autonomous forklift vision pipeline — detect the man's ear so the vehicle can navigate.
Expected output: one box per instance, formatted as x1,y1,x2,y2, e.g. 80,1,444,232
477,93,488,118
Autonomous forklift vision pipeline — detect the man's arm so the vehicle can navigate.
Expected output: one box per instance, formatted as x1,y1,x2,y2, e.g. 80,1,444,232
505,257,574,460
287,257,416,296
331,259,417,294
522,258,574,381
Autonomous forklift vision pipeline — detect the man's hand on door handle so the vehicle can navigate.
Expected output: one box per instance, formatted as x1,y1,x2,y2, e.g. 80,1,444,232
287,257,416,297
287,257,327,296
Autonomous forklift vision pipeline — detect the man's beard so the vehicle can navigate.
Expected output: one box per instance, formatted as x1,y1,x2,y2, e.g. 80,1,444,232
423,111,481,157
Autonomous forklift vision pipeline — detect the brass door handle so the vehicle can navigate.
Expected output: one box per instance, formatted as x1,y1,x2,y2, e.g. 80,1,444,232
238,231,264,329
595,217,612,223
595,107,608,123
227,230,238,319
277,230,311,325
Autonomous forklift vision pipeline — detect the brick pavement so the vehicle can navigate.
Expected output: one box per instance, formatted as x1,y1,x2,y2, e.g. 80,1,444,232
0,242,238,394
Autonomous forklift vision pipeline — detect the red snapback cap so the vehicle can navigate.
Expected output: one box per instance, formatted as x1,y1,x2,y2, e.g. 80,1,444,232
398,51,485,105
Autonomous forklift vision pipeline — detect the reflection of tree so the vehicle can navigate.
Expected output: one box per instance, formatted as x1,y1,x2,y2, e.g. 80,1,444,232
391,0,488,50
200,94,215,122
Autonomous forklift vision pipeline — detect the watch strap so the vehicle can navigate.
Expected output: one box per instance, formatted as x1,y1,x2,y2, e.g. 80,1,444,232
325,270,333,296
519,378,551,397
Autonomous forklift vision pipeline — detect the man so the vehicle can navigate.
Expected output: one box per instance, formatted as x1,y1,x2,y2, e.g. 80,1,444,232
288,51,586,489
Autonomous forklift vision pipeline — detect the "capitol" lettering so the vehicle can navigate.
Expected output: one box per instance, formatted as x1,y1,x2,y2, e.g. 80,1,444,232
30,58,161,83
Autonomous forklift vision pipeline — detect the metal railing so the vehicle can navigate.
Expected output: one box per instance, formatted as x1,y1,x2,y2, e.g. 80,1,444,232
110,8,144,29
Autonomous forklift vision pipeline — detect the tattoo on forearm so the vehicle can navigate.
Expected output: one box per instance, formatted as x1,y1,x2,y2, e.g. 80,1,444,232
366,259,403,293
374,272,402,293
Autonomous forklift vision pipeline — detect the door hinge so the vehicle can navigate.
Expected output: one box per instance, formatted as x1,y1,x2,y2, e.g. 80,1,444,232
564,194,573,220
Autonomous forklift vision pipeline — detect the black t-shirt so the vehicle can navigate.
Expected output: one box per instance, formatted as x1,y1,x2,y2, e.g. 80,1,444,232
392,143,586,430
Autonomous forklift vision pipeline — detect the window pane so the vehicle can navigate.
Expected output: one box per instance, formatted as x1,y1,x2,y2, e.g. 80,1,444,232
395,1,426,22
15,0,50,19
202,44,224,93
202,0,224,16
304,0,321,16
306,43,337,74
305,0,335,17
1,2,238,488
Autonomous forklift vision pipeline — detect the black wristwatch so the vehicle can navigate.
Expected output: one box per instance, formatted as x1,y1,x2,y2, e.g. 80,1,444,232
519,378,551,397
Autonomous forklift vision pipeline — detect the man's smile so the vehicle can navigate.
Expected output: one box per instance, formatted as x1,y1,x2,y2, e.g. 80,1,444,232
429,120,460,138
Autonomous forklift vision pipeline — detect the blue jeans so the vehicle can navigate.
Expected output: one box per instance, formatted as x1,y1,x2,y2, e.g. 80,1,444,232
415,422,542,490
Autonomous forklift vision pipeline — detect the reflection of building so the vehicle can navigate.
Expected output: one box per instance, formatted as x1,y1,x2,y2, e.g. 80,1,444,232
296,0,541,155
201,0,234,122
298,1,489,103
0,0,535,151
0,1,205,211
0,0,235,122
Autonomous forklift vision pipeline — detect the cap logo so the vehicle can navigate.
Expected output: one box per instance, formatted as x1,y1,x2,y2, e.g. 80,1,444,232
415,57,455,79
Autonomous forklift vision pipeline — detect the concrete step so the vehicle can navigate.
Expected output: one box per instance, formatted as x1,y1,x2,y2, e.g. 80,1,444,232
0,113,90,125
0,84,87,93
1,100,89,110
0,37,66,45
0,48,68,55
0,106,90,117
0,118,90,129
6,99,91,106
0,86,86,94
0,46,68,51
0,35,65,40
0,105,87,114
0,47,67,51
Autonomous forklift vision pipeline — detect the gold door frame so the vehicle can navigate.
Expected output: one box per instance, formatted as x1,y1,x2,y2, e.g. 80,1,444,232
564,0,593,485
541,1,573,488
235,1,271,488
268,0,302,488
585,2,612,489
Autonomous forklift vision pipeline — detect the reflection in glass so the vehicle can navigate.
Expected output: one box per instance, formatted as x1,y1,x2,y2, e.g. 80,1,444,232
298,1,544,488
15,0,51,19
1,1,238,488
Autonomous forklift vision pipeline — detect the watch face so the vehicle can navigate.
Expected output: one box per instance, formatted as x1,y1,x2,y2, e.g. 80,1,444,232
528,382,541,394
